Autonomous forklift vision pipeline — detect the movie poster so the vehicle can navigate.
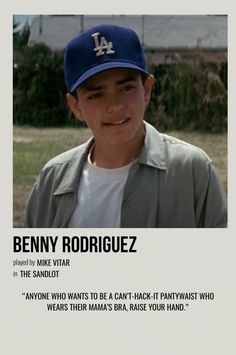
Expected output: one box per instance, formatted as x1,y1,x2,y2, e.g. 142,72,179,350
1,2,235,354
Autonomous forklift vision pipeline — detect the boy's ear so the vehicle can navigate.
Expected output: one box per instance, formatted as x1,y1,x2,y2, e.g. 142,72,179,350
144,74,155,105
66,93,85,121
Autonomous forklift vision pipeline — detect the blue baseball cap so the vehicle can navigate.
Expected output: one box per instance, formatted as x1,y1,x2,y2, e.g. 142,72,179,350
64,24,148,93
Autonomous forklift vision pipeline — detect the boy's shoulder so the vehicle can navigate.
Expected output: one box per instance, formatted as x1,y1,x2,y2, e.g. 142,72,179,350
43,137,94,170
144,122,212,168
161,132,212,165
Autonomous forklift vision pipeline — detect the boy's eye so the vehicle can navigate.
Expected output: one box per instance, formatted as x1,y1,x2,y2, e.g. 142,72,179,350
121,84,135,92
87,92,103,100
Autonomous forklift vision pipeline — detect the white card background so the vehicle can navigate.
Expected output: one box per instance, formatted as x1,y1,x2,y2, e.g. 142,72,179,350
1,2,235,355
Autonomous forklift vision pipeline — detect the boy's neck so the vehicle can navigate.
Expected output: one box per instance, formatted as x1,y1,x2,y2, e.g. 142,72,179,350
91,130,145,169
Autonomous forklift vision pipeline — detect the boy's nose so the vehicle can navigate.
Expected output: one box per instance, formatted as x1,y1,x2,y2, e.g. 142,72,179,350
107,102,125,113
106,93,125,113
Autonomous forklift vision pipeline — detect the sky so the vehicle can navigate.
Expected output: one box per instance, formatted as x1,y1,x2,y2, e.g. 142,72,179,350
13,15,36,32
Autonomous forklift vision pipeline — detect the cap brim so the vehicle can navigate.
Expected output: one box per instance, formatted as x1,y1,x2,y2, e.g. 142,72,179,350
70,61,149,92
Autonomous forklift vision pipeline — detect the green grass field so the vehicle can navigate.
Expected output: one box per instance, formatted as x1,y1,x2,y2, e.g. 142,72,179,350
13,126,227,227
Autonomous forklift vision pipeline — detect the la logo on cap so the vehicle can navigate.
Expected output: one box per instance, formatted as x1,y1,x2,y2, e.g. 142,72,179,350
91,32,115,57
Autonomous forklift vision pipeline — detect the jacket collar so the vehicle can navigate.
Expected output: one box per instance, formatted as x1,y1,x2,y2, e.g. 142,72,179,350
138,121,167,170
53,137,94,195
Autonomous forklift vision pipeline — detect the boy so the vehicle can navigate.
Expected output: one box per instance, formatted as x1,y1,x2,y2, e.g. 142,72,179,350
25,24,227,228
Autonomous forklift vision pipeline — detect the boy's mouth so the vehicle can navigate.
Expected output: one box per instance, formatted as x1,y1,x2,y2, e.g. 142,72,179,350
104,118,130,126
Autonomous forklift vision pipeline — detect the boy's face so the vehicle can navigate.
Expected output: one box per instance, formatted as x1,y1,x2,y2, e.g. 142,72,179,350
67,68,154,148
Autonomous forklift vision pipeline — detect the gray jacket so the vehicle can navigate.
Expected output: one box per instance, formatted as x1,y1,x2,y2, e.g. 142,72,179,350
25,122,227,228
